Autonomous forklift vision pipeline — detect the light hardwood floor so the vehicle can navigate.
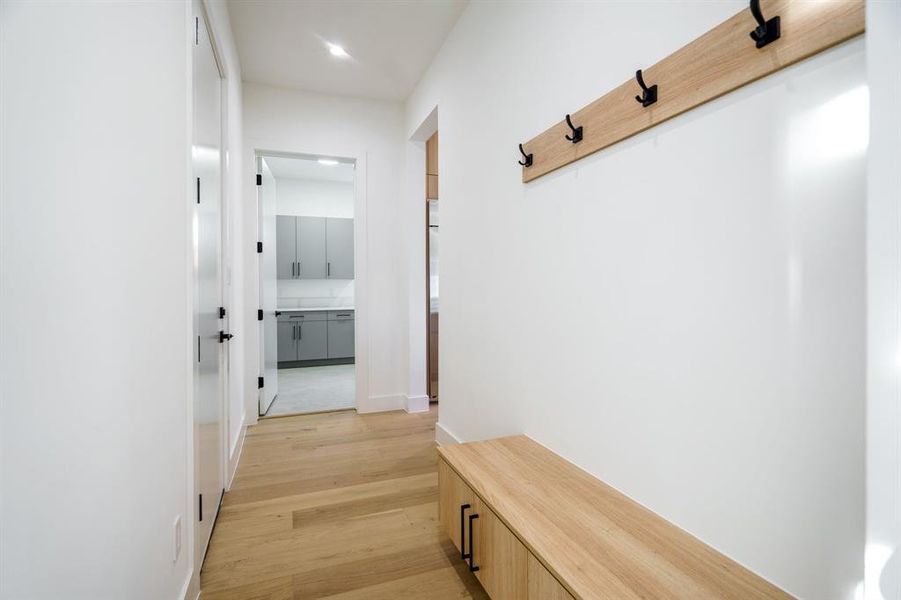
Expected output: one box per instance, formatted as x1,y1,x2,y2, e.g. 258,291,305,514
200,406,489,599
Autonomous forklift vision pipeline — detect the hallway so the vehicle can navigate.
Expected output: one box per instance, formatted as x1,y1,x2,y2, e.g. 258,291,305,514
200,407,487,599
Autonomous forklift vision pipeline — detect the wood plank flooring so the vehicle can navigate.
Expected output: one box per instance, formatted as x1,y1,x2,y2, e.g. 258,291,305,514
200,406,488,600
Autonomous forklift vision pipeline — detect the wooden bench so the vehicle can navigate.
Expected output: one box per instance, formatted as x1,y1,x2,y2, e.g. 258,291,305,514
438,435,792,600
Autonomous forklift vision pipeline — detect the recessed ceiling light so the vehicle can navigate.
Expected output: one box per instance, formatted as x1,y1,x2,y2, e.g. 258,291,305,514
327,43,348,58
318,158,339,166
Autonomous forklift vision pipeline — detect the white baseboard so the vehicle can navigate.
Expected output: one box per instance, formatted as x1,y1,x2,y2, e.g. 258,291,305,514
180,567,198,600
435,421,462,446
358,393,406,413
226,416,246,490
405,394,430,413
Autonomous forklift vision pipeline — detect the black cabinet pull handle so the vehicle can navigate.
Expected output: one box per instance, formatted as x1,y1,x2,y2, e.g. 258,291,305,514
468,513,480,572
460,503,471,560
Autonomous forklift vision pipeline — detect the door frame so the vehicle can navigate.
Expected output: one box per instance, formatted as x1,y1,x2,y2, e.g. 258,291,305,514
252,147,369,416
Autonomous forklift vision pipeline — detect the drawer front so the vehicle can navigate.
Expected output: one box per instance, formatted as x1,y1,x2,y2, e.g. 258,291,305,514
277,310,328,322
438,458,477,555
472,497,528,600
528,554,574,600
327,310,354,321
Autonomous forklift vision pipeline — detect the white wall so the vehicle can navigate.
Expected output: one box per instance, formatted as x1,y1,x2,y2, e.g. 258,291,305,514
406,2,866,598
243,83,407,417
0,1,193,598
865,2,901,599
276,178,354,218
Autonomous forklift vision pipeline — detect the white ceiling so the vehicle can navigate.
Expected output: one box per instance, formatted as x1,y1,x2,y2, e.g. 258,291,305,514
228,0,468,101
264,155,355,183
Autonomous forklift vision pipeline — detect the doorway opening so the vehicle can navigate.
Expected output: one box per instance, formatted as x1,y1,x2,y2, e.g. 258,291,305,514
257,152,357,417
426,132,439,401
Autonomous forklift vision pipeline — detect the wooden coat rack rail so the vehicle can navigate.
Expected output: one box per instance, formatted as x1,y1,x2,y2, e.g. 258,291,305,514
519,0,865,183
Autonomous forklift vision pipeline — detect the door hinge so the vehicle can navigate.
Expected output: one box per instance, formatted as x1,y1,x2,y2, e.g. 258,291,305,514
194,17,199,46
219,306,226,318
257,309,264,321
196,177,200,204
256,173,262,186
257,241,263,253
198,493,203,521
258,376,264,389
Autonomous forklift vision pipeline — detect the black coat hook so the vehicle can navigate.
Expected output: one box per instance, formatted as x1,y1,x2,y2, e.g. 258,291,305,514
564,114,583,144
749,0,780,48
634,69,657,107
518,143,533,167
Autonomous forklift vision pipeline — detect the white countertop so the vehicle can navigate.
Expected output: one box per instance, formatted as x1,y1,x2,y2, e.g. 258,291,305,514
276,306,354,313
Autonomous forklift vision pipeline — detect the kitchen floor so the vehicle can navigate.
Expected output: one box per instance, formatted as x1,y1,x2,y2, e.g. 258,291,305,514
266,364,355,416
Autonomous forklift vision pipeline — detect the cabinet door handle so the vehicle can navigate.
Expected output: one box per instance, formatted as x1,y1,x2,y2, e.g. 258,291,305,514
298,322,302,340
292,324,296,340
468,514,480,572
327,262,331,277
291,261,295,277
460,504,471,560
297,260,301,279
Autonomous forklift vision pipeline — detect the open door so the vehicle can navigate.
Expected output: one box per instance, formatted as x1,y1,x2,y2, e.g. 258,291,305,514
259,157,278,415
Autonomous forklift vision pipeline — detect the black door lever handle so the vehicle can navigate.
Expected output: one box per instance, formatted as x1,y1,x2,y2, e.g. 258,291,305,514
219,331,234,343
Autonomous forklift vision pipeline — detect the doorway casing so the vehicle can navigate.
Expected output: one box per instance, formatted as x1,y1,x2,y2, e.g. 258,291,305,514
250,147,370,416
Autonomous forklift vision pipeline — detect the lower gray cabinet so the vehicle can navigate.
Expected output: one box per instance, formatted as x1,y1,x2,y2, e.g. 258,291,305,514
327,313,354,358
277,320,297,362
297,320,328,360
278,310,354,363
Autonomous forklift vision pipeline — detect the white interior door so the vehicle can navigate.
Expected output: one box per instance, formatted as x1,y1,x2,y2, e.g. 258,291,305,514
192,6,224,568
259,158,278,415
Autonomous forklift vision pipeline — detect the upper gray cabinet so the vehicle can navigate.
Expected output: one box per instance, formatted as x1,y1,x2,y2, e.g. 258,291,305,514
277,215,353,280
276,215,297,280
297,217,327,279
326,218,354,279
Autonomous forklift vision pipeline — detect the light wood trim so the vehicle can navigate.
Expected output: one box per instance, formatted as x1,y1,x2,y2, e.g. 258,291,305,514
426,131,439,176
439,436,793,600
521,0,864,182
427,174,439,200
528,554,574,600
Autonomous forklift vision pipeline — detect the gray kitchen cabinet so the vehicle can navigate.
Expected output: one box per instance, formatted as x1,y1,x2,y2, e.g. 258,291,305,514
278,215,351,280
327,313,355,358
297,217,327,278
326,218,354,279
297,320,328,360
276,215,297,280
277,320,297,362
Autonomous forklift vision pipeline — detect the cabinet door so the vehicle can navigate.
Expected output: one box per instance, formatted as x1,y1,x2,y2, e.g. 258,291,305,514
326,218,354,279
472,498,528,600
438,458,477,555
276,215,296,280
528,554,574,600
297,320,328,360
277,320,297,362
297,216,327,279
327,317,354,358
